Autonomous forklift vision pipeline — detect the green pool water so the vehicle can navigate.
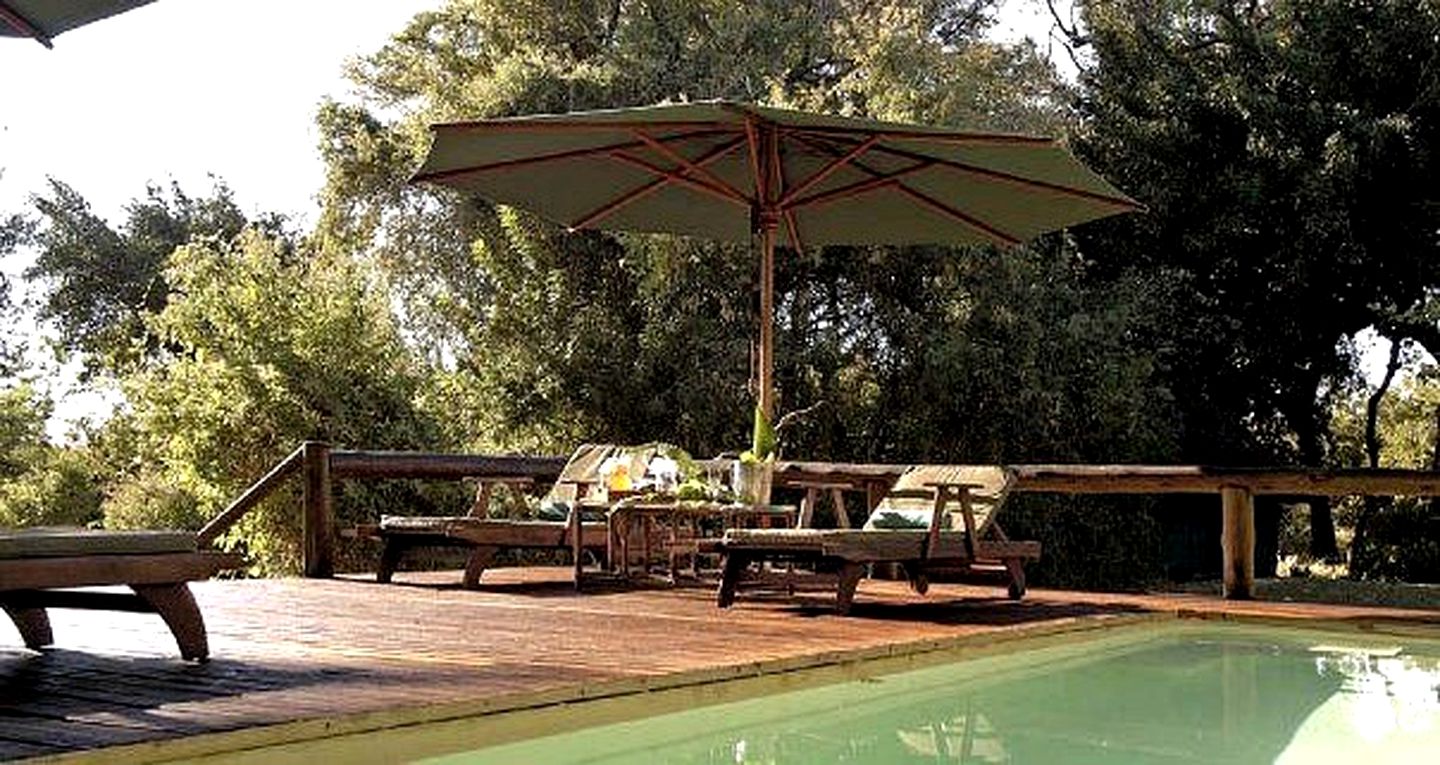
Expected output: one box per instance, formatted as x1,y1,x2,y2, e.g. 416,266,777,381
425,624,1440,764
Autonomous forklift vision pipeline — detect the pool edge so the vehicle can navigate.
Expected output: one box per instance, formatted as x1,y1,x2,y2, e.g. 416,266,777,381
23,611,1173,765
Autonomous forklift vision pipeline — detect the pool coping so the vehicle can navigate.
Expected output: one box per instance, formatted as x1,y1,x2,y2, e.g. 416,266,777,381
26,604,1440,765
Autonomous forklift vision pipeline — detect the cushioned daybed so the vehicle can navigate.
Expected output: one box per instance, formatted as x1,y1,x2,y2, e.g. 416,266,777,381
0,528,240,660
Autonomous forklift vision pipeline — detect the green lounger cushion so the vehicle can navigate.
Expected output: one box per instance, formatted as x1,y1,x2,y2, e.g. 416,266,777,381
0,527,197,559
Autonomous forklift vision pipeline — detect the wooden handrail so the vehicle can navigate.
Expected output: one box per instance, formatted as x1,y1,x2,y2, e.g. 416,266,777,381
196,445,306,547
328,450,567,480
210,446,1440,593
1009,465,1440,496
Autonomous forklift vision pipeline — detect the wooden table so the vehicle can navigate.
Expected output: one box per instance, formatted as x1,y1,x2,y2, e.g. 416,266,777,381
580,499,797,582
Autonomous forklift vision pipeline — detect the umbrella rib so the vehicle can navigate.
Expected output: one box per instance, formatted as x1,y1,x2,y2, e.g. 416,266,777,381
783,161,935,210
608,151,750,208
432,118,733,133
778,135,881,207
411,128,732,185
569,136,747,230
783,209,807,257
744,118,765,209
892,184,1020,247
790,127,1056,146
0,2,53,48
792,134,1019,246
630,130,752,204
865,141,1140,210
769,126,785,206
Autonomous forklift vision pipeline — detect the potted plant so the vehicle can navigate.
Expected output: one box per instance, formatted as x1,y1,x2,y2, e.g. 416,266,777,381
733,406,777,505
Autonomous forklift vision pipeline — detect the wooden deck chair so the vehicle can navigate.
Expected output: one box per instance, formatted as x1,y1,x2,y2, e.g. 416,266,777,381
375,443,656,589
715,465,1040,614
0,528,240,661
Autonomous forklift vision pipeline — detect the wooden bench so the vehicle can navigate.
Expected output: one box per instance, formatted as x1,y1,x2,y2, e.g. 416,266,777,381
0,529,240,661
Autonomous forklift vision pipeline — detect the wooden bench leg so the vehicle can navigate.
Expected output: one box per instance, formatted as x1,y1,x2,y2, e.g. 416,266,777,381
131,583,209,662
835,561,866,615
3,603,53,649
716,552,749,608
1004,558,1027,600
462,546,499,589
900,562,930,595
377,538,407,584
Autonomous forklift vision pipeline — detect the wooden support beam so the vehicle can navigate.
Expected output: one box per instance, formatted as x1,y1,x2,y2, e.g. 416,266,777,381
1011,464,1440,497
302,441,334,579
1221,486,1255,600
328,451,565,481
197,445,305,547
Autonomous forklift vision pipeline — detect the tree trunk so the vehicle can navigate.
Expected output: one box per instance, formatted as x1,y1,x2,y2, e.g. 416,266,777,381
1352,339,1403,577
1288,379,1339,561
1307,497,1338,560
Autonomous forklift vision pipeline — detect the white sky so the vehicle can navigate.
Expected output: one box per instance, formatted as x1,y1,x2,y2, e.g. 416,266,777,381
0,0,436,226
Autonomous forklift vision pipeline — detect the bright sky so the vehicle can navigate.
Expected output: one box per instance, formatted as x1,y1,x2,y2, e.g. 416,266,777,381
0,0,436,227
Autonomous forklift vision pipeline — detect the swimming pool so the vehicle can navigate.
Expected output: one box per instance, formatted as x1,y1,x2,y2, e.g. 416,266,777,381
421,622,1440,764
168,618,1440,764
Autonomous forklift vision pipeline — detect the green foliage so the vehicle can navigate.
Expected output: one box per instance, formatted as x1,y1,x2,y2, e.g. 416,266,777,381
0,383,50,480
0,446,104,529
13,179,281,376
101,469,202,532
316,0,1076,452
1344,497,1440,582
1331,368,1440,581
0,383,104,528
1003,494,1166,591
1074,0,1440,467
750,406,777,461
97,228,441,572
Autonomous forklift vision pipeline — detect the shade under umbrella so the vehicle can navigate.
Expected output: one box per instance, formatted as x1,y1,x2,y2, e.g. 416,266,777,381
0,0,154,48
412,100,1140,418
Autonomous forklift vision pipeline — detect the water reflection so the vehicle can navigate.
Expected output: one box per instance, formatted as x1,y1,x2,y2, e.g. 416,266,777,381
437,628,1440,765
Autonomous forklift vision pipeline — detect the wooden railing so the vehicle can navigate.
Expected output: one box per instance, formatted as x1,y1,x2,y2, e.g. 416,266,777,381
1006,464,1440,600
204,446,1440,599
197,442,567,578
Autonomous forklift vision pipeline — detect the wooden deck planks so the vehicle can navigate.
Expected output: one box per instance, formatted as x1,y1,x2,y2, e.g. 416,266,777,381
1,570,1436,762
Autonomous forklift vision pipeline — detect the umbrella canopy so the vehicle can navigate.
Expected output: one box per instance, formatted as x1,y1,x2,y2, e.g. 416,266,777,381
1,0,154,48
412,100,1140,418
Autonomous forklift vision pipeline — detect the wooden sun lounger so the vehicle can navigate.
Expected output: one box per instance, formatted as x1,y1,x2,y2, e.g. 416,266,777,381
375,516,608,588
0,528,240,661
373,443,657,588
715,465,1040,614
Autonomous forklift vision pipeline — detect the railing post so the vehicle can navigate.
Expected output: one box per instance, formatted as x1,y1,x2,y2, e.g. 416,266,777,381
1221,486,1255,599
302,441,334,578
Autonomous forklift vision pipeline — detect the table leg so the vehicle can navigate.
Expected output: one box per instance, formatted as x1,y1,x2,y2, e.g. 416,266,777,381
798,488,818,528
642,516,653,576
832,488,850,529
667,512,679,583
620,512,632,579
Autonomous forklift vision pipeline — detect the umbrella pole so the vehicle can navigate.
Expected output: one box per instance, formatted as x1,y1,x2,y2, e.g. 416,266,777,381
758,220,776,422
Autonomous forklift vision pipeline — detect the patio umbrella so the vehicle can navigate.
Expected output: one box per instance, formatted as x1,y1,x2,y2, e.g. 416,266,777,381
412,100,1140,419
0,0,154,48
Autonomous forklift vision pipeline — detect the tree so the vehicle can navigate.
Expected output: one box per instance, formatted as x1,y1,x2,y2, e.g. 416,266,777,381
98,228,444,572
1069,0,1440,557
10,179,285,375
